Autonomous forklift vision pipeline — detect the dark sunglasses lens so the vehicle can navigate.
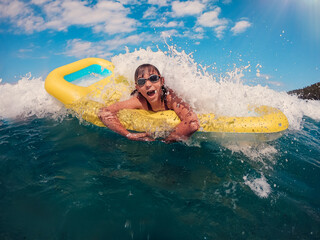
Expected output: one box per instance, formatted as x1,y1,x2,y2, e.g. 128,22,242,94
137,78,146,86
149,75,159,82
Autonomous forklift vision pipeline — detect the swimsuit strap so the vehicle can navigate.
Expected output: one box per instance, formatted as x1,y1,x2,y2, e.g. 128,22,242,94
164,96,169,110
147,101,153,111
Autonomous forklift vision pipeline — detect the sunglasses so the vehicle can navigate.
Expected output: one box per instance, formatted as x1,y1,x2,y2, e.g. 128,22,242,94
136,74,160,86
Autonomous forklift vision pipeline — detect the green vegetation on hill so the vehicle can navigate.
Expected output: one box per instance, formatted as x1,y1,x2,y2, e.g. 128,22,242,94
288,82,320,100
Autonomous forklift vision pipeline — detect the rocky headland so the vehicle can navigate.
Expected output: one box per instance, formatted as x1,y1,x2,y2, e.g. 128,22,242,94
288,82,320,100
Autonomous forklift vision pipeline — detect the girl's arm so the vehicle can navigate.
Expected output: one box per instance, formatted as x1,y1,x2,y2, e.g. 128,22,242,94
98,97,154,141
165,90,200,143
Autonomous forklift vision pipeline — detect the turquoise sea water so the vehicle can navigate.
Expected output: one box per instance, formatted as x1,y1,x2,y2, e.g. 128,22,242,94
0,114,319,239
1,49,320,239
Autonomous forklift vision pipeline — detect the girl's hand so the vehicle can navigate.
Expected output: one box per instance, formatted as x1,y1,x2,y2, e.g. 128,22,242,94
126,133,154,142
163,134,187,144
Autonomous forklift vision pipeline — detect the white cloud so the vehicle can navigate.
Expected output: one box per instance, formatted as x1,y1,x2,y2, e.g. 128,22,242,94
160,28,204,40
197,7,228,38
231,20,251,35
266,80,282,87
143,6,158,19
45,0,138,34
197,8,227,27
64,39,105,58
31,0,50,5
200,0,217,3
222,0,232,4
0,0,25,18
150,20,184,28
214,25,227,39
0,0,47,33
148,0,168,6
182,29,204,39
0,0,138,35
0,0,253,46
104,33,153,50
64,33,152,58
160,29,179,38
171,1,205,17
194,27,204,33
117,0,140,4
16,14,46,33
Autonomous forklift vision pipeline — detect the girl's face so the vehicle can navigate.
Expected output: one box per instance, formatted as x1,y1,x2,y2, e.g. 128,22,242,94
135,68,164,103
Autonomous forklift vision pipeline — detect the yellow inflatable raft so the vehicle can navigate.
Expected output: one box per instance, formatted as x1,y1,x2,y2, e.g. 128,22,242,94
45,58,289,136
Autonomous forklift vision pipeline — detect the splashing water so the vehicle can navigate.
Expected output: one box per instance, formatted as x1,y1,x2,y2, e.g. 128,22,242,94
112,46,320,130
243,174,271,198
1,46,319,128
0,73,63,120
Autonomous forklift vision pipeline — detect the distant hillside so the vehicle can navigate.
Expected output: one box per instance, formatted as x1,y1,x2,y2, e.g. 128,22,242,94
288,82,320,100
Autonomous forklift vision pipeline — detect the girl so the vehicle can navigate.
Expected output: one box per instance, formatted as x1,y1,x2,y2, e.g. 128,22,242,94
98,64,199,142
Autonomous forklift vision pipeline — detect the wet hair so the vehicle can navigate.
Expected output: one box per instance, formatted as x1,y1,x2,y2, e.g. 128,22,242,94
134,64,161,82
131,64,168,106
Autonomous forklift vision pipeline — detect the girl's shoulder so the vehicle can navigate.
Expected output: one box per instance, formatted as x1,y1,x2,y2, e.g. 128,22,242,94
115,95,144,110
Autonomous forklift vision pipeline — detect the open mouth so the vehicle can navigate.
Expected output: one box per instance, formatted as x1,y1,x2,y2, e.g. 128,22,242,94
147,90,156,97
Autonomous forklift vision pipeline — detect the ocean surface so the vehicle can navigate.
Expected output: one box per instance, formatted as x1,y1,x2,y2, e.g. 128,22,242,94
1,48,320,239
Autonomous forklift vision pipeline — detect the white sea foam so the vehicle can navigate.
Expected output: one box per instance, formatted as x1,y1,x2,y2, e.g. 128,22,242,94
243,174,271,198
227,143,278,164
0,73,63,120
112,46,320,131
1,46,319,131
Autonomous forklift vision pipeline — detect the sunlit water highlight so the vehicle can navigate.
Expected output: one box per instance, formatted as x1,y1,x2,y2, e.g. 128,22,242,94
0,47,319,239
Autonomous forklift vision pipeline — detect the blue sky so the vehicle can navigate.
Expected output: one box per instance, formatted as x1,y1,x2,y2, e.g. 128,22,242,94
0,0,319,91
